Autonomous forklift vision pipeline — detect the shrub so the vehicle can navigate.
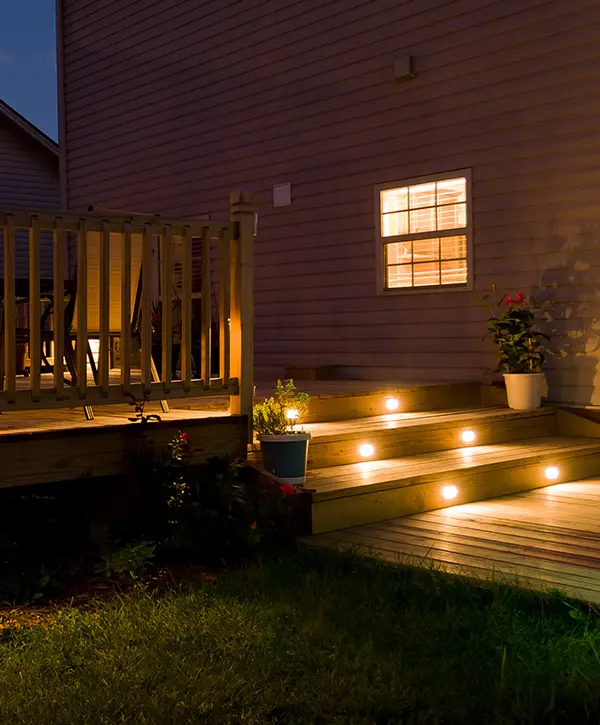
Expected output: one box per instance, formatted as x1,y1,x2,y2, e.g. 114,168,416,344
93,540,156,583
253,379,309,435
116,432,300,566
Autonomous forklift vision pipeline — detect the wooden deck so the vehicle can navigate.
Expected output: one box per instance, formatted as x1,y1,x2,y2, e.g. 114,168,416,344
300,406,556,468
253,379,484,422
0,403,247,487
309,480,600,604
0,403,225,435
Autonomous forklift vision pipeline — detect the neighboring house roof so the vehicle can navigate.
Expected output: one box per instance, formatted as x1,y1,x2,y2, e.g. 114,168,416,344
0,99,58,157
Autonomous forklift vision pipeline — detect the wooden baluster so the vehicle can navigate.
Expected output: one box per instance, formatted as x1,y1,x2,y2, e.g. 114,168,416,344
141,223,153,395
3,215,16,403
76,219,88,399
53,217,65,400
201,227,212,389
98,221,110,396
160,226,173,392
29,216,41,401
181,224,192,392
219,227,231,387
120,223,132,394
229,191,255,435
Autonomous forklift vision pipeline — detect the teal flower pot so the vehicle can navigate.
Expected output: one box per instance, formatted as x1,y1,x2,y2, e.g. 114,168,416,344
258,433,311,484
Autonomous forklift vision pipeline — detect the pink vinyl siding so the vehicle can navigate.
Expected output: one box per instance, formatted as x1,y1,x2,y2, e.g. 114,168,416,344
0,115,60,278
60,0,600,405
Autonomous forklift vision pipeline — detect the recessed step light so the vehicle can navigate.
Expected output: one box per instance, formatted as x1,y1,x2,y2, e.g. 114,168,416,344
385,397,400,412
286,408,299,420
442,485,459,500
545,466,560,481
358,443,375,458
460,429,477,444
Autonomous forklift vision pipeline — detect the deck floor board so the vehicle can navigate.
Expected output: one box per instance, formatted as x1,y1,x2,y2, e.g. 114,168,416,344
303,407,552,440
309,479,600,603
0,403,226,436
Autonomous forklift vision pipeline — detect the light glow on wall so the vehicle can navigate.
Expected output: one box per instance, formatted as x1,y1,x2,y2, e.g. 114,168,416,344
385,397,400,412
286,408,300,420
442,485,459,500
545,466,560,481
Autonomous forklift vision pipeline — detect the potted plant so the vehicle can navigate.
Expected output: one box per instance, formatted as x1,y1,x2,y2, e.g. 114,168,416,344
485,290,551,410
253,379,311,483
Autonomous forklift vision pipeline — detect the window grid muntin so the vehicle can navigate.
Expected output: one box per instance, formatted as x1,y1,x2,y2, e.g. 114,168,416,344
384,235,467,290
379,175,469,292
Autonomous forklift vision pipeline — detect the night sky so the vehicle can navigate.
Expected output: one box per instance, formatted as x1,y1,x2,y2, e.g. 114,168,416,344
0,1,58,140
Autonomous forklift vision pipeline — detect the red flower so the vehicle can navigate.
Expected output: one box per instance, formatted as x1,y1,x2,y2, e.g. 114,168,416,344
180,432,190,442
250,521,257,530
516,292,526,303
204,574,214,582
503,296,515,305
280,483,295,496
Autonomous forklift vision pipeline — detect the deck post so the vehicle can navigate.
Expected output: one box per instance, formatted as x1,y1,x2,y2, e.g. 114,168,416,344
229,190,255,437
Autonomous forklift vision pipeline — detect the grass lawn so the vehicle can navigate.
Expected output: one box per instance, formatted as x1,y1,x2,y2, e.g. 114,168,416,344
1,547,600,725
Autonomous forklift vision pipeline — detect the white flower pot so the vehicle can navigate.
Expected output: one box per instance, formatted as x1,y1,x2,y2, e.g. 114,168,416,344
503,372,546,411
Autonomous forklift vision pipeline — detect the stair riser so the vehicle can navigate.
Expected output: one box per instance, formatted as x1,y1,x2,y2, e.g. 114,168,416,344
301,383,481,423
311,450,600,534
306,414,556,469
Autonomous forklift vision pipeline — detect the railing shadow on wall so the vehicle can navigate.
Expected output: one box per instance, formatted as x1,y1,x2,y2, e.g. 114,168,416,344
0,190,254,425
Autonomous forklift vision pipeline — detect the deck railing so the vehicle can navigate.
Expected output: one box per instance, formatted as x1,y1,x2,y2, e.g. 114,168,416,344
0,191,254,422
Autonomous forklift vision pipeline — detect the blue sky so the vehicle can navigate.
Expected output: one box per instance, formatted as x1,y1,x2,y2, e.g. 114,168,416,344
0,1,58,140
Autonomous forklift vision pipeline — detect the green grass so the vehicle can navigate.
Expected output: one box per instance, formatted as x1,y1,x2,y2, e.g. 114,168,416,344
1,547,600,724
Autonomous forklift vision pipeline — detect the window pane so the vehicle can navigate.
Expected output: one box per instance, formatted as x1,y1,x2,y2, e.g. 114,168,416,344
437,178,466,205
386,242,412,265
381,188,408,213
413,262,440,287
409,206,436,233
438,202,466,230
413,238,439,262
387,264,412,288
409,182,436,209
379,175,469,291
382,211,408,237
441,259,467,285
440,235,467,260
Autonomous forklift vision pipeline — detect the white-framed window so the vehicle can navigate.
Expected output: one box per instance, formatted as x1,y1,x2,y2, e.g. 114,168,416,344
375,169,472,293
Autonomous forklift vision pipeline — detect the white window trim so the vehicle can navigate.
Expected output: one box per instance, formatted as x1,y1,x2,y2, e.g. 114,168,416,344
374,168,473,295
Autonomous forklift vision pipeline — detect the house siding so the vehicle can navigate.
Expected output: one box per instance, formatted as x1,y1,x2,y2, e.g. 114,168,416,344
61,0,600,405
0,115,60,278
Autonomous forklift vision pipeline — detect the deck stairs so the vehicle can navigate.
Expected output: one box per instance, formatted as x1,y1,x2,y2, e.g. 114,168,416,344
251,382,600,535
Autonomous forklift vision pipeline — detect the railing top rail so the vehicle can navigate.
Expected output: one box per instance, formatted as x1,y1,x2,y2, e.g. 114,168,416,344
0,211,234,239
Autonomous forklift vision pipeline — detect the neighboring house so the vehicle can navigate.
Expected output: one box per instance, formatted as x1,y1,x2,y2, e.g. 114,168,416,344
57,0,600,406
0,99,60,278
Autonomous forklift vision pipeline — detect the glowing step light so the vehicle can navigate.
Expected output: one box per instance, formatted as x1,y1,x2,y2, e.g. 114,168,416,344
358,443,375,458
442,485,459,501
460,429,477,444
286,408,299,420
545,466,560,481
385,397,400,412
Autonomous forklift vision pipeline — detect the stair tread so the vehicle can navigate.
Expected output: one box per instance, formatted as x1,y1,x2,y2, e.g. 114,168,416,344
303,406,553,440
307,436,600,499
